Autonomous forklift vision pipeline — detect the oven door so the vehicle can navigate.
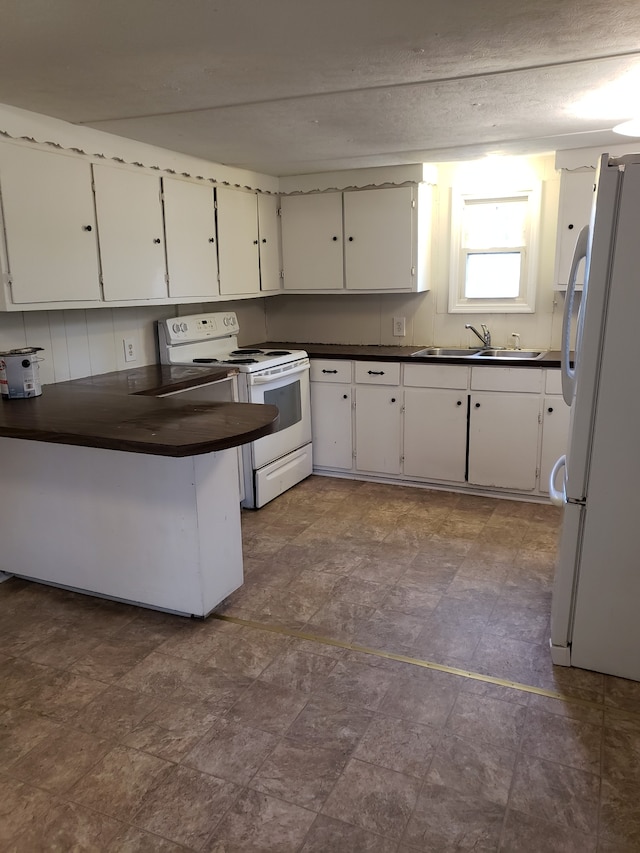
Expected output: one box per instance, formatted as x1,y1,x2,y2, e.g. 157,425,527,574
246,360,311,469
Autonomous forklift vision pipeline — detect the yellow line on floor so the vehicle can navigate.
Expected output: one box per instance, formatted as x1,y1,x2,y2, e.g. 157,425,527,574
212,613,612,714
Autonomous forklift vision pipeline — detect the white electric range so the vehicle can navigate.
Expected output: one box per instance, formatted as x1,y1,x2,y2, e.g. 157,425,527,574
158,312,313,508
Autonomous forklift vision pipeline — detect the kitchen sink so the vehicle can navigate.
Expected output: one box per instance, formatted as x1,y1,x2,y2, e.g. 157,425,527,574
470,349,545,360
410,347,481,357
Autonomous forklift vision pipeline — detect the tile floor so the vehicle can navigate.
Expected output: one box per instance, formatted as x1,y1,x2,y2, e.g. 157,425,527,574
1,476,639,851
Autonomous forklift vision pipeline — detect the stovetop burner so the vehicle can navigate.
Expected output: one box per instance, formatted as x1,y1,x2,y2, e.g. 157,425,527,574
192,358,219,363
231,349,263,355
265,350,291,356
221,358,259,365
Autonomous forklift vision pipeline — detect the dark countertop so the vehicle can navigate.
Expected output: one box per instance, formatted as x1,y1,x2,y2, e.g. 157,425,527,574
251,342,563,368
0,365,278,458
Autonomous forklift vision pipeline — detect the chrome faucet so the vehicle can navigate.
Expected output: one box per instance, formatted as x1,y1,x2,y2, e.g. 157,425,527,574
465,323,491,348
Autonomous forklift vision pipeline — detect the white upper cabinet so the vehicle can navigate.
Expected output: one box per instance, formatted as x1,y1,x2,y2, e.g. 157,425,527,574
281,193,344,291
554,168,595,290
344,187,414,290
216,187,261,297
162,177,219,299
257,194,281,293
0,144,101,305
93,164,167,302
280,185,431,293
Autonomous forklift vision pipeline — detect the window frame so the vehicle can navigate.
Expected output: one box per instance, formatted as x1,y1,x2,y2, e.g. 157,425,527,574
448,184,541,314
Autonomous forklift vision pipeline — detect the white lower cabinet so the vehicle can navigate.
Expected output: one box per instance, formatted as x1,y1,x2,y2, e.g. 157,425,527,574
310,360,353,470
310,359,563,498
403,388,467,482
467,392,541,491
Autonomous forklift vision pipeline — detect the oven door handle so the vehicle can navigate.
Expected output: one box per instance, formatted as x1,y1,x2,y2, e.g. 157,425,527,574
249,362,310,385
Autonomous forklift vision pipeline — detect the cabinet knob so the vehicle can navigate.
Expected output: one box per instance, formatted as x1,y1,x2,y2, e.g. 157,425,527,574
253,239,259,245
348,236,354,242
391,397,396,403
332,236,338,241
568,223,574,230
153,238,161,244
209,237,215,243
548,406,554,413
475,402,480,408
82,225,92,232
343,394,348,399
456,400,462,406
262,238,267,243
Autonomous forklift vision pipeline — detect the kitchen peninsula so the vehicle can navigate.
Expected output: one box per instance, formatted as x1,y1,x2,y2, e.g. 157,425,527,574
0,365,278,617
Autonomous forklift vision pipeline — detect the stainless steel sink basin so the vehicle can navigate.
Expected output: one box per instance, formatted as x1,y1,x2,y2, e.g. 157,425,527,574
470,349,545,360
411,347,481,358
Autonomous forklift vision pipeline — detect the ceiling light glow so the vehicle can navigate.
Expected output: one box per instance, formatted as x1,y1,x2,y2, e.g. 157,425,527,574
613,119,640,137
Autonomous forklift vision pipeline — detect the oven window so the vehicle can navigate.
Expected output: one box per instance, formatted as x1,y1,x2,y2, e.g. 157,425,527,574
264,380,302,431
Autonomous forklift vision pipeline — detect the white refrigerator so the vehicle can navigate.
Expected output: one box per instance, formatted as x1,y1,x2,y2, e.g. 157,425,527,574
549,152,640,681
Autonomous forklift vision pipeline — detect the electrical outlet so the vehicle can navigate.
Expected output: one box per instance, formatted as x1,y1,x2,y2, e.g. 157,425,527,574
123,338,136,363
393,316,406,337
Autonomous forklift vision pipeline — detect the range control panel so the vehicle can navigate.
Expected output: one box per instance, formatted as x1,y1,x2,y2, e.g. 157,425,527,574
159,312,240,344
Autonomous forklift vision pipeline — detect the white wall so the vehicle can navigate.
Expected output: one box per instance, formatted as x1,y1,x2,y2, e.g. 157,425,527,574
266,154,566,351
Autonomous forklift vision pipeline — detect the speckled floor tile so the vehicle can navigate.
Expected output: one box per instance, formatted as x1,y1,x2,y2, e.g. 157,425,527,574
133,764,240,849
250,738,348,810
258,647,339,693
7,798,123,852
445,691,529,751
299,815,397,853
106,825,189,852
353,714,439,778
427,733,517,806
402,781,505,851
73,684,160,740
521,706,603,774
314,659,399,711
322,758,421,840
183,717,278,785
285,696,373,751
203,788,316,853
226,679,308,734
379,668,462,728
0,708,61,770
0,777,54,847
500,808,596,852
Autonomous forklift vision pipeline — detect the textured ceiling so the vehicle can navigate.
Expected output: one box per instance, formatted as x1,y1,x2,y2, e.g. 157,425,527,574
1,0,640,175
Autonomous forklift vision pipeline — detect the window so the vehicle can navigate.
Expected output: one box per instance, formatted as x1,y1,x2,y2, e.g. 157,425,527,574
449,185,541,313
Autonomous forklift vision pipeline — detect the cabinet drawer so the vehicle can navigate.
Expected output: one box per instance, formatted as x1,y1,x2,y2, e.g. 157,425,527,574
310,360,352,383
471,366,543,393
403,363,469,390
545,369,562,395
354,361,401,385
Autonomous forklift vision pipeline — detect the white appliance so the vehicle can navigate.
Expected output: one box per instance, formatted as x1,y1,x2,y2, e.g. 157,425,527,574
158,312,312,508
549,152,640,680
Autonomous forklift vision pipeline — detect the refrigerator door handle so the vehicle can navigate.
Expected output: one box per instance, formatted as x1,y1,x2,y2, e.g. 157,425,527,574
561,225,589,406
549,454,567,507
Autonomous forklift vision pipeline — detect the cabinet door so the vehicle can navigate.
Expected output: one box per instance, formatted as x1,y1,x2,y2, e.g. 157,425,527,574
162,178,219,299
468,393,540,490
355,385,402,475
0,145,101,304
281,193,344,290
216,187,260,296
310,382,353,470
257,194,281,293
93,164,167,301
403,388,467,482
555,169,595,288
344,187,414,291
539,396,571,493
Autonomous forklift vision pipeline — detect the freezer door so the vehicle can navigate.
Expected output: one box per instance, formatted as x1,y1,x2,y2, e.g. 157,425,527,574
550,501,584,665
563,156,622,502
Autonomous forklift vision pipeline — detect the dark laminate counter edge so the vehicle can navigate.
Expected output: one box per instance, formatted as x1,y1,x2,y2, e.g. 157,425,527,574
251,342,563,368
0,365,279,457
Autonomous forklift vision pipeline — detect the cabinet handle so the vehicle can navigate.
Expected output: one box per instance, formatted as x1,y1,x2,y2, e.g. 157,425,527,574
475,402,481,408
82,225,92,232
456,400,462,406
343,394,348,399
568,224,574,230
153,238,161,244
367,370,385,375
322,369,338,374
548,406,554,413
209,237,215,243
332,236,338,241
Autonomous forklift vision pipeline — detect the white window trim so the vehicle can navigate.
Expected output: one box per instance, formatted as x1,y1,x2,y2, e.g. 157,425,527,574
448,183,541,314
